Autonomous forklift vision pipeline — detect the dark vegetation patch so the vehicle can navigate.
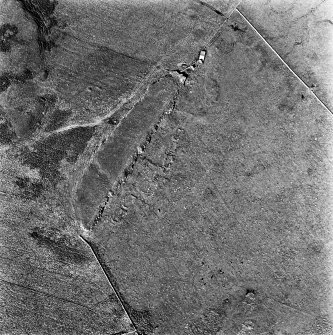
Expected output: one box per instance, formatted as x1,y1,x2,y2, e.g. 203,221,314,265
16,0,63,59
4,67,33,83
8,80,49,138
34,93,58,131
15,68,34,82
13,100,46,138
17,113,39,138
21,126,95,185
0,23,18,52
15,176,44,198
25,110,44,135
29,226,90,264
197,0,224,16
36,93,57,113
41,68,49,80
11,93,58,136
229,22,246,32
0,121,16,144
0,68,35,94
0,73,11,93
45,108,71,132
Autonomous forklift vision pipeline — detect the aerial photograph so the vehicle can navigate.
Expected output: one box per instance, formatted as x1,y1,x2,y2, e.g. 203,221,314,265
0,0,332,334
